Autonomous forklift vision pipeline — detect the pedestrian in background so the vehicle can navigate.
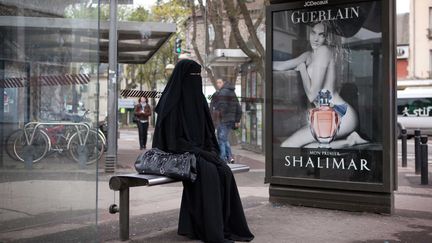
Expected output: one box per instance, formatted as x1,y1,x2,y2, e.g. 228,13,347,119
212,78,242,163
209,81,221,127
134,96,152,150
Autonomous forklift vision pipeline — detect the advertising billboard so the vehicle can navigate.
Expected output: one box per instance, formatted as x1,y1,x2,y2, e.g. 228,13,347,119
266,0,395,212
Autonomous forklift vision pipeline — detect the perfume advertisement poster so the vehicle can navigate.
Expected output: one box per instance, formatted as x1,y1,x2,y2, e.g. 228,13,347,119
272,0,383,183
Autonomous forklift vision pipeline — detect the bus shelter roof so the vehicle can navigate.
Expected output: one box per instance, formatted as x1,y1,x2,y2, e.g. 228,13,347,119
0,16,176,64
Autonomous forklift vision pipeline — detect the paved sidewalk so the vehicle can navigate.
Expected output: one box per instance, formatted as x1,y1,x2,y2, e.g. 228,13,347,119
100,138,432,243
93,132,432,243
1,129,431,242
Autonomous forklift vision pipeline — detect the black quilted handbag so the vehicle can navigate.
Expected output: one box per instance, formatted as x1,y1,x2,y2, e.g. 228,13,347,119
134,148,197,182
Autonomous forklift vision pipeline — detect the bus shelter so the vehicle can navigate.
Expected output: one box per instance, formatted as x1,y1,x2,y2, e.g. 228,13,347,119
0,16,176,170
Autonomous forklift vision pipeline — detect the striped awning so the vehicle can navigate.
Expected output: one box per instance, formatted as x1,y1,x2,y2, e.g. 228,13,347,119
1,74,90,88
120,89,162,98
1,77,24,88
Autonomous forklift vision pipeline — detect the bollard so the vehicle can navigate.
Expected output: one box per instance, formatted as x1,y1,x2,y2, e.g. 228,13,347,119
420,135,428,185
401,129,407,167
414,129,421,174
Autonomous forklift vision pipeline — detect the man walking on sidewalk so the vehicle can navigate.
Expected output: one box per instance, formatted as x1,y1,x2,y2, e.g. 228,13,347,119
211,78,242,163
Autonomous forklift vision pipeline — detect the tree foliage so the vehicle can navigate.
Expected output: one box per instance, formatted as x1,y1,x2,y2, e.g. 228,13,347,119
65,1,131,20
152,0,190,25
128,6,150,22
64,1,191,91
123,1,190,91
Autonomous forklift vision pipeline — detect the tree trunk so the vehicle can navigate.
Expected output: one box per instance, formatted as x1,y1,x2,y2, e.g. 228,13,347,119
237,0,265,57
189,0,216,87
222,0,264,78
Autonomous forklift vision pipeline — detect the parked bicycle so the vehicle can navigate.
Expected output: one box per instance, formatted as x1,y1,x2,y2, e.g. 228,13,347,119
11,111,106,165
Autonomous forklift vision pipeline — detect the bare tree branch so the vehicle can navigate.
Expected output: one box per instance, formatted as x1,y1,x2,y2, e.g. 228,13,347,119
206,0,226,49
222,0,265,76
197,0,211,54
222,0,260,60
189,0,216,86
237,0,265,57
254,8,264,30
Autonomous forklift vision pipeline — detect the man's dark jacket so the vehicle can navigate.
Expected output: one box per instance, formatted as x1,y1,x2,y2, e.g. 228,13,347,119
212,83,242,125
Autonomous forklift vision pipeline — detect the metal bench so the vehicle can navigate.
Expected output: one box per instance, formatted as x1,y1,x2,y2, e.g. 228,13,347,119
108,163,250,241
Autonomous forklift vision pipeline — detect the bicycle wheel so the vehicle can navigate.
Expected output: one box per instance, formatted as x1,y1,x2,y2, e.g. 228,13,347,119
5,129,23,161
68,130,104,165
13,129,49,163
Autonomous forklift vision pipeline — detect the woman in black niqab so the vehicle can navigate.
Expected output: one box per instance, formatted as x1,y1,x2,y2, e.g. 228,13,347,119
153,59,254,243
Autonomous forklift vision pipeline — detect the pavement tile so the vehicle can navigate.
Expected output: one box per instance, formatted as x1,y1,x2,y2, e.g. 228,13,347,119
1,130,432,242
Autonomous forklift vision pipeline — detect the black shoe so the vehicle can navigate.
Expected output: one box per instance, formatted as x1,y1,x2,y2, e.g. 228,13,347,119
230,158,235,164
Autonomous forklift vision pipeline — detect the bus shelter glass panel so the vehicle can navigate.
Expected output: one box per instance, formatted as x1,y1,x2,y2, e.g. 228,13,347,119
0,1,101,241
241,63,264,153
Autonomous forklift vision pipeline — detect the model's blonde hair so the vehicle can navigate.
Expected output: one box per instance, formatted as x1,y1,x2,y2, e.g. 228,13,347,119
311,21,350,61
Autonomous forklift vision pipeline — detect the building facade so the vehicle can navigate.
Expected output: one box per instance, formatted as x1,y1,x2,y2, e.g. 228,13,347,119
408,0,432,79
397,13,409,79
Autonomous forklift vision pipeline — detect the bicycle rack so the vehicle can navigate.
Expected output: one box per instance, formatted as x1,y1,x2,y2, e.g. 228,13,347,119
15,121,106,167
23,122,91,147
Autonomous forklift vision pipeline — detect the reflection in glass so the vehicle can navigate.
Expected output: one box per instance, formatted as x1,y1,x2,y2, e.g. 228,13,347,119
0,1,100,240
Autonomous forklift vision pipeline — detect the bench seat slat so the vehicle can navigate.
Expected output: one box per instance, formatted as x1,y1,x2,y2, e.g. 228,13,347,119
229,164,250,173
109,164,250,191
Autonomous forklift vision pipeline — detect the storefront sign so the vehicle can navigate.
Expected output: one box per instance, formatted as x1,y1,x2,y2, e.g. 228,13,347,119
266,0,395,213
118,98,135,109
3,91,9,113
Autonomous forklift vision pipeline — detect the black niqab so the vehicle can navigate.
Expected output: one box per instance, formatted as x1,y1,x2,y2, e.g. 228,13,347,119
153,59,218,154
152,59,254,243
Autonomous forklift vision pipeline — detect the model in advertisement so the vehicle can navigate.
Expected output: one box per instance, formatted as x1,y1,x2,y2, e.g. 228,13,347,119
273,21,368,148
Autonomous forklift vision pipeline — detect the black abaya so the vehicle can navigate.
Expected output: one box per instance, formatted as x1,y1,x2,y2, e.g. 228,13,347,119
152,59,254,243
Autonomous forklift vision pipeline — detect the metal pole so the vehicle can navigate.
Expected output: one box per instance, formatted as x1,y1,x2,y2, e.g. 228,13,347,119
414,129,421,174
0,59,4,168
26,63,31,124
204,0,209,65
119,188,130,241
105,0,118,173
401,129,407,167
420,135,429,185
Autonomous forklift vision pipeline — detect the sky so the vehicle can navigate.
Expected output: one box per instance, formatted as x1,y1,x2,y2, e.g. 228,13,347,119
132,0,410,13
397,0,409,13
133,0,157,10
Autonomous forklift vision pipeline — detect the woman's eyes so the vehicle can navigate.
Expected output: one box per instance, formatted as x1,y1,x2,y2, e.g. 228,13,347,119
311,31,325,38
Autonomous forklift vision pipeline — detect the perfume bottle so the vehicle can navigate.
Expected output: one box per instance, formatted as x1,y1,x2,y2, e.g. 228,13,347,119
309,90,340,145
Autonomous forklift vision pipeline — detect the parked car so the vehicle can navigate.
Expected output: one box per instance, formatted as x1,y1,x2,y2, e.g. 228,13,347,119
397,86,432,137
